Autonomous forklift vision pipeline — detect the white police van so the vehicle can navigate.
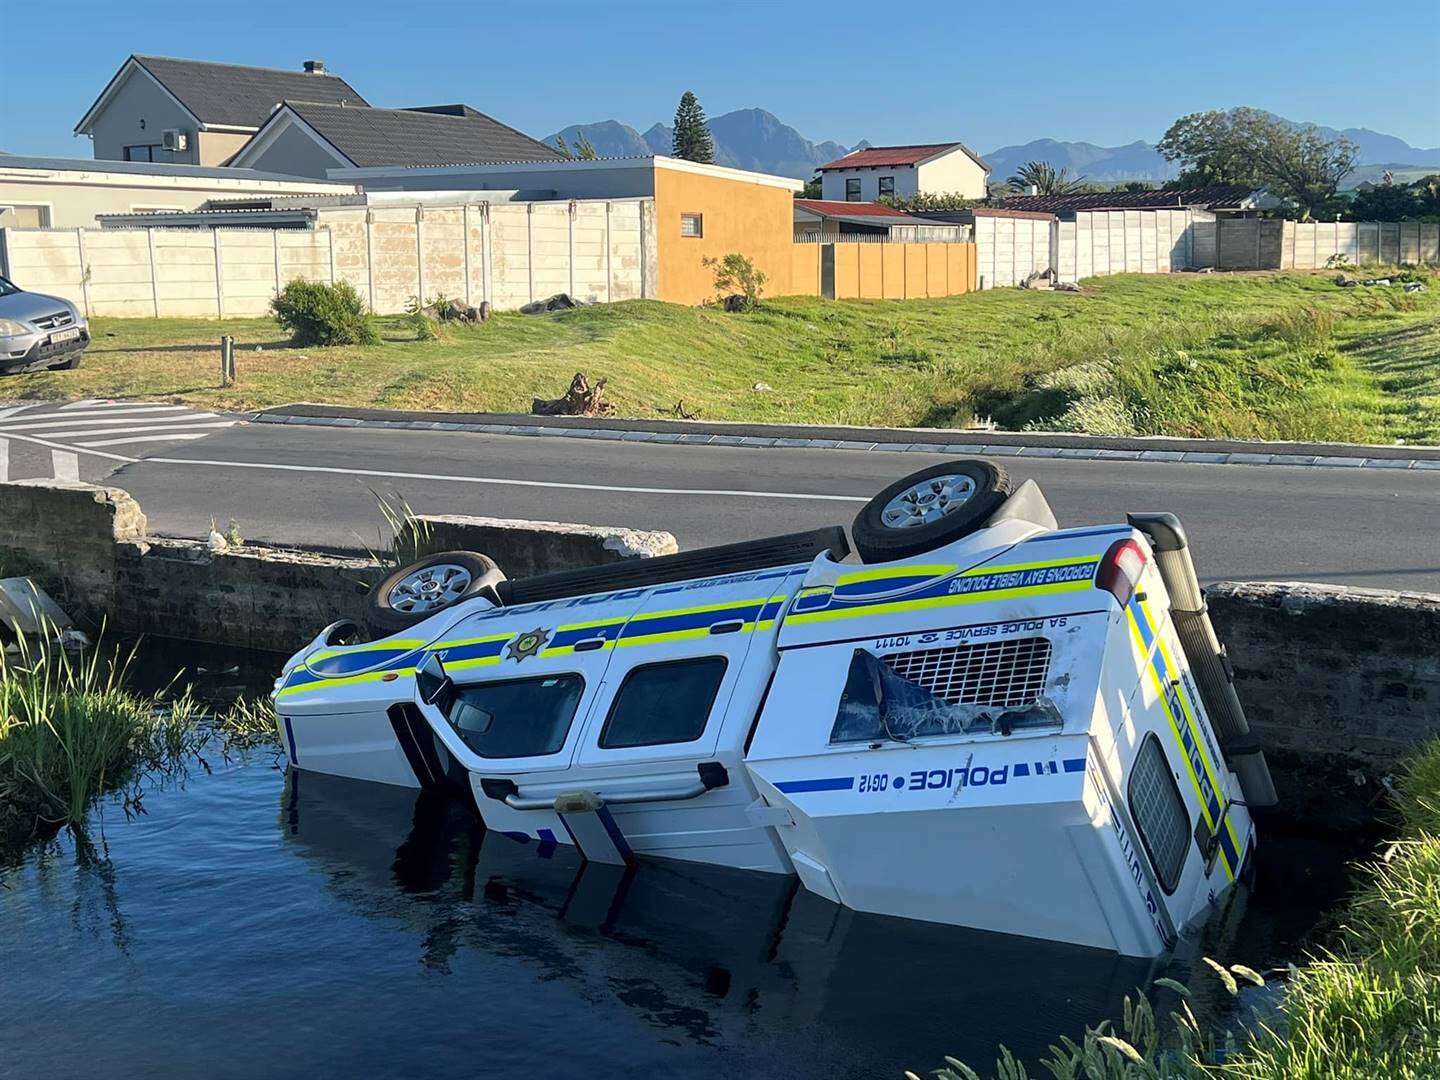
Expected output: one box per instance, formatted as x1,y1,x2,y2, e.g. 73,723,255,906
273,460,1276,957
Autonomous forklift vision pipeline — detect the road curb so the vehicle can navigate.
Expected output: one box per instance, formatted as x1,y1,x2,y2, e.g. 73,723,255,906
245,406,1440,472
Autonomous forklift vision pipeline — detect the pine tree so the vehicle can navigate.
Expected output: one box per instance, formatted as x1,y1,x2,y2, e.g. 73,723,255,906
551,134,573,158
575,133,599,161
671,91,715,164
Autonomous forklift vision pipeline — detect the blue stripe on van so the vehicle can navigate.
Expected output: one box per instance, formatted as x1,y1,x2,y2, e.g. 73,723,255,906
282,716,299,765
775,776,855,793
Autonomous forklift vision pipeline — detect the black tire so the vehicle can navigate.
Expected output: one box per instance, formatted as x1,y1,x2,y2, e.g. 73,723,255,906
59,352,84,371
366,551,501,635
851,459,1011,563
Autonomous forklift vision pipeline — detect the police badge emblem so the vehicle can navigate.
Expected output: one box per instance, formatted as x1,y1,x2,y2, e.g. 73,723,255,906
505,627,550,662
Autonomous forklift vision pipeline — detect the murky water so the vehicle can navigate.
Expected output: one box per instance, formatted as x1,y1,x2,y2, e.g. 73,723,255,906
0,732,1361,1080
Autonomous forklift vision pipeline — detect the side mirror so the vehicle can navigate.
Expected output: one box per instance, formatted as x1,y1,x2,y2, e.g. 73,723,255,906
415,653,453,708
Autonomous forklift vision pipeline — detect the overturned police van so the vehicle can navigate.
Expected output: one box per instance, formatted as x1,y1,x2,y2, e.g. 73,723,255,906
272,459,1276,957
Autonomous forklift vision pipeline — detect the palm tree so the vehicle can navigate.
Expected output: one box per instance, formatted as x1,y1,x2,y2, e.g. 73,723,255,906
1006,161,1087,195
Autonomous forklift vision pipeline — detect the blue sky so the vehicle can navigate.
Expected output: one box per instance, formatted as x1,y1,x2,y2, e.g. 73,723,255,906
4,0,1438,158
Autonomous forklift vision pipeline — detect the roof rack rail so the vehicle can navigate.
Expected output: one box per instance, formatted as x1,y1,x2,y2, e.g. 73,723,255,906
498,527,850,607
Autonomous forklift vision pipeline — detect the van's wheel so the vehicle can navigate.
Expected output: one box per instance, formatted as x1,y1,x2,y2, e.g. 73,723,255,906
851,459,1011,562
366,551,501,634
60,353,84,371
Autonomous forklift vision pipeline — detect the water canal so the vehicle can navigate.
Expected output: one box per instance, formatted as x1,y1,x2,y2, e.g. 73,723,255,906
0,658,1364,1080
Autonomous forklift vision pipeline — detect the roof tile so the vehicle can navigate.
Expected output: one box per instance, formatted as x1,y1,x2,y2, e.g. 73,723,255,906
794,199,912,218
282,101,566,168
819,142,990,172
134,55,368,129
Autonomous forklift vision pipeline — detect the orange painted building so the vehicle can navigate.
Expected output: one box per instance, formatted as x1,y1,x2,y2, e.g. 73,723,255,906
651,158,801,304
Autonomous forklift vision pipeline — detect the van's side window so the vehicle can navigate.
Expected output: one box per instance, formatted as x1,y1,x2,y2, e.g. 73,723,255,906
599,658,728,749
446,674,585,758
1127,733,1191,894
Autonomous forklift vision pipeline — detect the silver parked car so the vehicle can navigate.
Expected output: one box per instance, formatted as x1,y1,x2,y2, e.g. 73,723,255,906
0,275,89,375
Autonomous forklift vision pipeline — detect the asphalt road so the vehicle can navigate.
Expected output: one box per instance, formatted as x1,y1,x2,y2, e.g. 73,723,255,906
81,421,1440,591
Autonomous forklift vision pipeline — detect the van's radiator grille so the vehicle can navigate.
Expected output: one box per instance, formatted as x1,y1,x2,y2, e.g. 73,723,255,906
882,637,1052,708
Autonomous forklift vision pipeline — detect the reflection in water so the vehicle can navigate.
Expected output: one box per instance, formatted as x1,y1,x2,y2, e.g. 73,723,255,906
283,770,1154,1071
0,756,1365,1080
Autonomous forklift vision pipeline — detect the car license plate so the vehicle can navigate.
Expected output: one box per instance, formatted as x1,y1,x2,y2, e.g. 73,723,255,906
49,328,81,344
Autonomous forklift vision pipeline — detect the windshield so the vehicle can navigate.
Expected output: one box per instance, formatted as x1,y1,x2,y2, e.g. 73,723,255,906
831,647,1060,743
0,276,19,297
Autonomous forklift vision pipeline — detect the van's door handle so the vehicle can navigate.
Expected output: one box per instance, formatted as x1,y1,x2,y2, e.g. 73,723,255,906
573,636,608,652
481,762,729,810
709,619,744,635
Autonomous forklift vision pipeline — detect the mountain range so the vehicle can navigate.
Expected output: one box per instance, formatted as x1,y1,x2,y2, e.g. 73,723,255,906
546,110,1440,189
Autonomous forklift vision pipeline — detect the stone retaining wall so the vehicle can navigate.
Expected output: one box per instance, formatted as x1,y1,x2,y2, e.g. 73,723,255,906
0,479,145,611
0,481,675,652
111,538,380,653
1207,580,1440,825
405,514,678,579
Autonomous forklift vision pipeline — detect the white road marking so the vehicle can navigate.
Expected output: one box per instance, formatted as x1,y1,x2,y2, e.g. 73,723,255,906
51,450,80,481
0,429,868,503
19,404,191,420
145,455,873,502
76,427,234,447
59,398,111,409
27,420,230,440
0,405,34,421
0,431,135,462
0,438,7,482
0,409,206,431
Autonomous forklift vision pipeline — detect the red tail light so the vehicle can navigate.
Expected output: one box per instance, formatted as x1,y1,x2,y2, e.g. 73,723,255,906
1095,538,1148,607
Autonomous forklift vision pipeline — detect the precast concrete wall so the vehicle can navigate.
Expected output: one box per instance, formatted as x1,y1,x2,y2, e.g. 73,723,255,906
0,198,656,318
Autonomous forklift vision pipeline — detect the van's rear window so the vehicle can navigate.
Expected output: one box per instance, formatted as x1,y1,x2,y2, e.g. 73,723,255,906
445,674,585,758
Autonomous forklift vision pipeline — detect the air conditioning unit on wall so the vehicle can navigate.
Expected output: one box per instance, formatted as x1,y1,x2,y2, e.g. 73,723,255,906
162,129,189,152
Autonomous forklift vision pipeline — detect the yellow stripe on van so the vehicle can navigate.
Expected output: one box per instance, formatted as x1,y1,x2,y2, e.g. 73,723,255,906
306,638,427,663
835,564,957,585
1124,607,1235,882
786,578,1092,625
275,667,417,699
1136,597,1243,871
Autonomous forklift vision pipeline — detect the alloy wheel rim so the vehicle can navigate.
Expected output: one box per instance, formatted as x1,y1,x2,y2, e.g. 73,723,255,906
880,474,977,529
389,564,472,613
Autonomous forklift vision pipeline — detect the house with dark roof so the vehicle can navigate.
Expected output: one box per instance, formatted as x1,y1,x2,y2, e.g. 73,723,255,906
817,143,990,204
227,101,566,178
75,55,368,167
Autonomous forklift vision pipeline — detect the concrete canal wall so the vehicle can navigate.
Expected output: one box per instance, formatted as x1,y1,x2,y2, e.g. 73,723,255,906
0,480,675,652
1208,580,1440,825
0,478,1435,823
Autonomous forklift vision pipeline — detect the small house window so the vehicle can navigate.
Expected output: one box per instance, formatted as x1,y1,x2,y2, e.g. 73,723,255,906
599,657,728,749
845,178,861,201
0,204,50,228
123,144,158,162
878,176,895,198
444,673,585,758
680,213,703,237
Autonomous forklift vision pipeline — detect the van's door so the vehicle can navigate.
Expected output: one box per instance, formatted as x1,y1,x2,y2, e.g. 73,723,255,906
568,569,801,871
421,591,648,781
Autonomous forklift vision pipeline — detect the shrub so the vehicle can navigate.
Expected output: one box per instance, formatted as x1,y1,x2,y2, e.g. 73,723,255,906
703,253,767,311
404,295,439,341
270,278,378,346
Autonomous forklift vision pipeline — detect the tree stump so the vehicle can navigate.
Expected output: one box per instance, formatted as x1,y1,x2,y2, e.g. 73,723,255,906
532,372,614,416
